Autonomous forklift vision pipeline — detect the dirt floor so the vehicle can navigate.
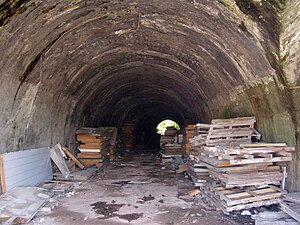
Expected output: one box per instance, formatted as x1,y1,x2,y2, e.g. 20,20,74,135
30,152,253,225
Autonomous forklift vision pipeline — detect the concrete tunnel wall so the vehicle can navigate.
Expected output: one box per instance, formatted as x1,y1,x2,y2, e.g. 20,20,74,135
0,0,299,190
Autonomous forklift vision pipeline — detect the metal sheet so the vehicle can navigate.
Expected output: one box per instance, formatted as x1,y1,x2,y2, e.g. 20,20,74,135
2,147,53,192
50,144,70,179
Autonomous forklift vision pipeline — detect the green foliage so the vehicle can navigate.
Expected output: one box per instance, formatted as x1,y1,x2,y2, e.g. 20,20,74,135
156,120,180,135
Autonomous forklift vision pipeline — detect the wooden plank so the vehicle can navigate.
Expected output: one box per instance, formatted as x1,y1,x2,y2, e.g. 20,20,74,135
199,155,232,167
241,143,288,148
63,148,85,170
0,154,7,194
77,152,103,159
78,148,101,152
176,162,192,173
281,166,287,190
229,155,292,165
187,189,201,196
80,159,103,168
280,202,300,222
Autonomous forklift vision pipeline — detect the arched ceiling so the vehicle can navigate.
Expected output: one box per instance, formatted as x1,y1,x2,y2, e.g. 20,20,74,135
0,0,278,149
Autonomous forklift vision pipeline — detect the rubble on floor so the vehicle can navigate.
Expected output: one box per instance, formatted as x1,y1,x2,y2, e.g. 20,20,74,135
27,153,249,225
0,179,85,224
0,187,54,224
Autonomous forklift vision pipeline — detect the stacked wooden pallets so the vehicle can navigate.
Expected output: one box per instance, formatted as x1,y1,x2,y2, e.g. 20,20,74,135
76,127,117,168
160,127,182,164
184,124,196,153
202,178,285,214
187,123,210,187
186,116,294,214
121,123,135,150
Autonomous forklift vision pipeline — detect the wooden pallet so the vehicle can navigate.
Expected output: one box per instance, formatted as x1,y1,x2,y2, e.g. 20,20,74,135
80,157,109,168
209,166,283,188
200,145,293,166
206,117,258,146
202,144,294,157
200,180,284,213
208,182,285,207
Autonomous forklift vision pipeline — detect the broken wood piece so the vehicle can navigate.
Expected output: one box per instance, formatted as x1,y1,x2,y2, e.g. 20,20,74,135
187,189,201,196
0,154,7,194
2,216,16,225
63,147,85,170
0,214,10,221
176,162,192,173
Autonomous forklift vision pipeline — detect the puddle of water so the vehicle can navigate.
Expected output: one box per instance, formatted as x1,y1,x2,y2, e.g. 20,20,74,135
118,213,143,222
90,201,124,219
141,195,155,201
111,180,131,185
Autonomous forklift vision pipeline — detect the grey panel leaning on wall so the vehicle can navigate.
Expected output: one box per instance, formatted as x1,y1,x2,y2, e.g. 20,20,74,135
2,147,53,192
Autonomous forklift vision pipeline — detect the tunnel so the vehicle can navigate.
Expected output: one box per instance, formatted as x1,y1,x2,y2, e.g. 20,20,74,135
0,0,300,195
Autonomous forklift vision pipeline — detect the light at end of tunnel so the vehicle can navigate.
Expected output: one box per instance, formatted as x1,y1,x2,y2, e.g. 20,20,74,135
156,120,180,135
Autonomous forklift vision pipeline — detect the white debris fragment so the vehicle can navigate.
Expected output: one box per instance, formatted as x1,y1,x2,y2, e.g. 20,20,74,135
66,191,76,197
241,210,252,216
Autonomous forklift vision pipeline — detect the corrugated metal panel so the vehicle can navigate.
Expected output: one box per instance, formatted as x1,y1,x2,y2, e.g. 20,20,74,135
2,147,53,191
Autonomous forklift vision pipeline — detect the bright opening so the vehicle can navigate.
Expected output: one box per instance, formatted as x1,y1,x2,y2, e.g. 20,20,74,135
156,120,180,135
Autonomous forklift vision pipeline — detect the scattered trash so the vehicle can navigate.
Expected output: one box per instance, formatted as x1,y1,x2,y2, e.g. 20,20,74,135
183,211,190,218
66,191,76,197
241,210,252,216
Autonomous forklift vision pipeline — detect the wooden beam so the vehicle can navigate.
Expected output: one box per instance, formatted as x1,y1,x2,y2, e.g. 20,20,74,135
0,154,7,194
63,148,85,170
280,202,300,222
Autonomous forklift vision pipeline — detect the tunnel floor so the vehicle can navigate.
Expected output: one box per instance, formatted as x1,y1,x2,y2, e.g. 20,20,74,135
30,152,248,225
